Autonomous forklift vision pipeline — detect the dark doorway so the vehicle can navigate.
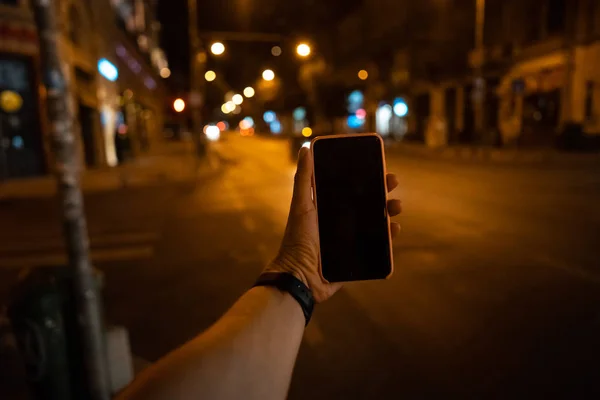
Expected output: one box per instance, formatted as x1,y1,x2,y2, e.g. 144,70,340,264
413,93,430,142
461,84,475,143
444,87,457,143
78,103,96,167
521,89,561,146
484,85,501,146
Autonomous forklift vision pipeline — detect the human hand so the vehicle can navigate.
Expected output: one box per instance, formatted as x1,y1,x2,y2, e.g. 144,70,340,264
265,146,403,303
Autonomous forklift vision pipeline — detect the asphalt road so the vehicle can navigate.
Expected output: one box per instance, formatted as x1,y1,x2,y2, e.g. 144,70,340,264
2,133,600,398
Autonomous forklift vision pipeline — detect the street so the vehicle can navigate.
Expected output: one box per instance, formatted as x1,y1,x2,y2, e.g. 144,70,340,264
2,133,600,398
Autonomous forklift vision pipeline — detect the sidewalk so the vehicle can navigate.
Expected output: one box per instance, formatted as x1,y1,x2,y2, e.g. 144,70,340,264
388,141,600,167
0,141,206,200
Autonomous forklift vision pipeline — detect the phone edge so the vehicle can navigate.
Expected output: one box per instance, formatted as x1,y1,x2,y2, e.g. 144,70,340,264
309,133,394,282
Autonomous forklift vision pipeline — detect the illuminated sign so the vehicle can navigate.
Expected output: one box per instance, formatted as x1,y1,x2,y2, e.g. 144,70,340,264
0,90,23,113
393,98,408,117
263,111,276,123
293,107,306,121
97,58,118,81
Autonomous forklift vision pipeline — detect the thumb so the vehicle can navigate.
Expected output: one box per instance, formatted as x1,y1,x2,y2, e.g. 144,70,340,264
291,147,314,213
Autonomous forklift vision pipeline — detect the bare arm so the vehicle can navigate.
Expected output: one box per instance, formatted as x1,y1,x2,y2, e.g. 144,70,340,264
117,148,402,400
118,286,304,400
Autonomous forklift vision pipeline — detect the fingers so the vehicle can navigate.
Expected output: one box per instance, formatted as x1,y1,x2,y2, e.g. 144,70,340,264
386,173,399,192
291,147,315,212
390,222,401,237
387,199,402,216
388,197,402,238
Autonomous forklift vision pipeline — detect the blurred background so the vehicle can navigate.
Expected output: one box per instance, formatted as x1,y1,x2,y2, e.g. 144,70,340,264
1,0,600,398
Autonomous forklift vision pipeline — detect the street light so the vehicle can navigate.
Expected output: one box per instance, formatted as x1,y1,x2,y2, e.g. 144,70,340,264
173,98,185,112
358,69,368,80
221,103,230,114
210,42,225,55
225,101,236,112
204,70,216,82
296,43,311,57
262,69,275,81
271,46,282,57
243,86,255,98
160,67,171,78
232,94,243,105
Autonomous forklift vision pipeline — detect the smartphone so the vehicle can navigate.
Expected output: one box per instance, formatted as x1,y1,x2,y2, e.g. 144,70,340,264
311,133,393,283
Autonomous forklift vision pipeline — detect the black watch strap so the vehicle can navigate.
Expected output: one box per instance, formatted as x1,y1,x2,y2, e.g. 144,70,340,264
253,272,314,326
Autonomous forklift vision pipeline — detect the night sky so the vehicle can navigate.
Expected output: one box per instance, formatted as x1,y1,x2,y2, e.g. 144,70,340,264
156,0,361,101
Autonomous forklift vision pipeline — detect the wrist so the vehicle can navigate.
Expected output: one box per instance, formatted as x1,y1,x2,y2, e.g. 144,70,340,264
265,258,310,289
253,272,315,326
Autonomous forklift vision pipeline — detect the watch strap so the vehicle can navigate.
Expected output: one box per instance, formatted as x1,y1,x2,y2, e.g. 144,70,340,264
253,272,314,326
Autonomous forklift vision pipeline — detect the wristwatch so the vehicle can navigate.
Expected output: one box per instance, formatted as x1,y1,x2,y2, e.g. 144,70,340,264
253,272,315,326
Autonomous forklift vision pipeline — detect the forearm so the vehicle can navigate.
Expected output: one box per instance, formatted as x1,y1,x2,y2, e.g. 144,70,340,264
118,286,305,400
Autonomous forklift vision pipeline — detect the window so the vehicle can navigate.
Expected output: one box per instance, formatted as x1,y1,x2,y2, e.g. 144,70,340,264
0,56,45,178
68,6,81,46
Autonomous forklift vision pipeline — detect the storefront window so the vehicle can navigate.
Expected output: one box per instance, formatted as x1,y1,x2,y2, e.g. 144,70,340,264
0,56,44,179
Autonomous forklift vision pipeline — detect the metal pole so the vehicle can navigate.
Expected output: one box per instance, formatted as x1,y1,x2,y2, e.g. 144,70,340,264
188,0,206,156
0,114,7,181
30,1,110,399
474,0,486,142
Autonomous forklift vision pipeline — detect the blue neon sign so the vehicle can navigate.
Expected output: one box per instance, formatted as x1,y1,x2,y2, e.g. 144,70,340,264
98,58,118,82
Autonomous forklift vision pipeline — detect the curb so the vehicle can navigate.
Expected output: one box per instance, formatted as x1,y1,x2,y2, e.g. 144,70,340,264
0,155,209,200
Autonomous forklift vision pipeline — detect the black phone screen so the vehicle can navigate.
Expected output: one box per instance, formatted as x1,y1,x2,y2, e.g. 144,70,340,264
312,135,392,282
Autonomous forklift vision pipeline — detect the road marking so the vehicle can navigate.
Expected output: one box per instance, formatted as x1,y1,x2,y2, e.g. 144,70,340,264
533,254,600,285
222,177,246,211
0,246,154,269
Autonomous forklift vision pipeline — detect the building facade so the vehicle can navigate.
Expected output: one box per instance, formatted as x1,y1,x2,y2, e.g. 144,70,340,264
0,0,169,180
472,0,600,147
316,0,600,149
312,0,475,144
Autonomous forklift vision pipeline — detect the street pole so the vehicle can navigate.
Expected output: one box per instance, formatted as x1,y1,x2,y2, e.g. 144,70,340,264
188,0,206,156
30,1,110,399
474,0,485,143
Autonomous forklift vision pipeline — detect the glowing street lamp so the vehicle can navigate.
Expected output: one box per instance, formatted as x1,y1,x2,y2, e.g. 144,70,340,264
243,86,255,98
262,69,275,81
160,67,171,79
296,43,311,57
271,46,282,57
232,94,243,105
221,103,230,114
225,101,236,113
173,98,185,112
393,99,409,117
204,70,216,82
358,69,369,80
210,42,225,55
